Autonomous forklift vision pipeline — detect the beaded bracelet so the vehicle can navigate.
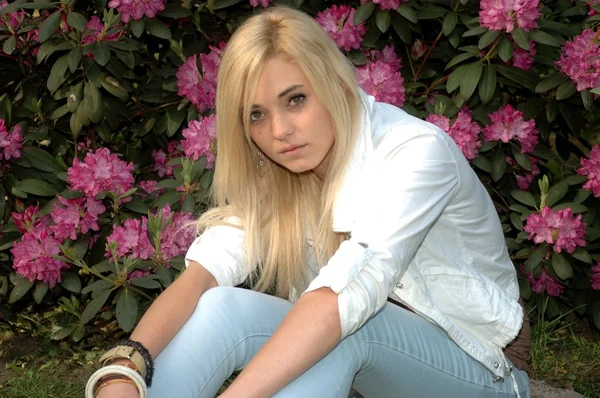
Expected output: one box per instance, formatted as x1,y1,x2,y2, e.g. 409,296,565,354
115,339,155,386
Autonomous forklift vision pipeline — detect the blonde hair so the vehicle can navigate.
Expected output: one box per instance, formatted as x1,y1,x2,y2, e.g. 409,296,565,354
196,6,362,298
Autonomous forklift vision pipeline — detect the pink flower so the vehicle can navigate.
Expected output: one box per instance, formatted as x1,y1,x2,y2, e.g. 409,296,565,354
181,115,217,168
12,205,49,234
512,41,536,70
316,5,366,51
152,141,180,177
176,44,225,113
360,0,405,11
365,45,402,71
521,266,564,297
107,0,165,23
139,180,159,194
556,29,600,92
427,109,481,160
0,120,23,161
158,204,195,261
356,60,406,107
524,206,587,254
50,196,105,241
479,0,540,33
106,217,154,259
517,157,540,190
483,104,539,153
588,0,600,16
82,16,121,45
577,145,600,197
249,0,273,7
411,39,427,60
67,148,135,198
591,262,600,290
128,269,151,279
11,225,70,288
0,0,27,29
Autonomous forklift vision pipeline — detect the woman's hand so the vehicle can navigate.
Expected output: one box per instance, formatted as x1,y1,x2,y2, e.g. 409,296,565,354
95,381,140,398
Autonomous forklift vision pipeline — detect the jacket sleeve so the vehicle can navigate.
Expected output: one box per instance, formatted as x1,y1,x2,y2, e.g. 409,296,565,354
303,129,460,339
184,217,250,287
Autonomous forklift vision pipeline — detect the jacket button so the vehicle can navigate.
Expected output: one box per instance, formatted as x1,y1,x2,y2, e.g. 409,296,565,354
395,283,404,289
493,361,499,369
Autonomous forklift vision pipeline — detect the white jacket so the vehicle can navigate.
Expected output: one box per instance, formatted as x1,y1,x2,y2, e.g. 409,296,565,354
185,92,524,388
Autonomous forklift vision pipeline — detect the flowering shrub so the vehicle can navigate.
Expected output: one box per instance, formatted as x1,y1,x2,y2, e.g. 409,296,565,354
0,0,599,341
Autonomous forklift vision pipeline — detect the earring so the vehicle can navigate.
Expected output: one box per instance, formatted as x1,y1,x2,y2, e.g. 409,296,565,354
257,151,266,177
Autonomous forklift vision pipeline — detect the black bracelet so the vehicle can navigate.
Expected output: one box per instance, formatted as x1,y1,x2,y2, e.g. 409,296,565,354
115,339,155,387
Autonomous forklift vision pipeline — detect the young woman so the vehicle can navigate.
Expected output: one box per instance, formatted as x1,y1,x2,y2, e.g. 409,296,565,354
87,6,531,398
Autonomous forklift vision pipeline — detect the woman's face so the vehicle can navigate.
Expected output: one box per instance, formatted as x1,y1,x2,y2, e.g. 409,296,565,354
248,57,335,179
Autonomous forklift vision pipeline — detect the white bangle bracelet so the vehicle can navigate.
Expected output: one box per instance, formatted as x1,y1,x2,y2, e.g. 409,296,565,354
85,364,148,398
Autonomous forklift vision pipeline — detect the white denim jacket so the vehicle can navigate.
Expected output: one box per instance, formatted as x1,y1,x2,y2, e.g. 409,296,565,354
185,91,524,390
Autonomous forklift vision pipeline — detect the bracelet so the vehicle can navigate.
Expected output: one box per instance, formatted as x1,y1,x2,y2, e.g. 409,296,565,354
117,339,155,386
94,376,137,395
85,364,147,398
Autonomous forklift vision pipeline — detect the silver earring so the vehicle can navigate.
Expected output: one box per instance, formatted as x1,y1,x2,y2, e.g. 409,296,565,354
258,151,265,168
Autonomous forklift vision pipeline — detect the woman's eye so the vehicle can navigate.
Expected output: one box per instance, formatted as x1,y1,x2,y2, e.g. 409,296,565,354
289,94,306,106
250,111,263,121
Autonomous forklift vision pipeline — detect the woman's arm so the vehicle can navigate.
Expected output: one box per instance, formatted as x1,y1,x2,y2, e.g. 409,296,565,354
96,261,217,398
220,287,341,398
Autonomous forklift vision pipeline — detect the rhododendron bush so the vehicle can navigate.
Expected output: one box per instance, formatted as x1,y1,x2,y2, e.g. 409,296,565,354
1,0,600,341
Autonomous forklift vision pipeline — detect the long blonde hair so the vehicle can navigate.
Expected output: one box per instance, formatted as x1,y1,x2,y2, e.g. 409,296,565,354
196,6,362,298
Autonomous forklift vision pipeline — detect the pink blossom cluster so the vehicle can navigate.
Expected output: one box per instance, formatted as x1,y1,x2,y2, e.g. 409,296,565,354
0,120,23,161
67,148,135,198
360,0,405,11
82,16,121,45
152,141,180,177
506,155,540,190
591,262,600,290
479,0,540,33
483,104,539,153
411,39,427,60
50,196,105,241
139,180,159,194
426,109,481,160
0,0,26,29
128,269,151,279
181,116,217,168
176,43,225,113
249,0,273,7
511,41,536,70
555,29,600,91
356,48,405,107
521,266,564,297
106,204,195,262
524,207,587,254
577,144,600,197
316,5,366,51
588,0,599,16
107,0,165,23
11,206,69,288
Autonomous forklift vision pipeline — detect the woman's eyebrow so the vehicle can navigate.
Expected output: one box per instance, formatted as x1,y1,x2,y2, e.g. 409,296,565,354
250,84,305,110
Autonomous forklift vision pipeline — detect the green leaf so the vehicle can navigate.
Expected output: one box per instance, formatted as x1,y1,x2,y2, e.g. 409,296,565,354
80,289,111,325
418,5,447,20
445,52,476,70
544,182,568,207
478,64,496,104
116,289,138,332
130,276,162,289
555,81,576,101
552,202,588,213
462,26,487,37
376,10,390,33
146,19,171,40
130,19,144,38
510,212,523,231
152,191,183,208
124,196,150,214
478,30,500,49
354,2,376,25
17,179,60,196
573,189,591,204
39,11,62,43
513,150,532,171
83,83,103,124
88,42,111,66
530,30,563,47
0,232,21,251
101,76,129,100
67,48,82,73
525,244,547,272
213,0,244,10
9,275,34,303
551,253,572,280
442,12,457,36
511,190,537,208
347,50,367,66
3,36,16,55
166,108,186,137
581,90,593,110
51,325,76,341
21,146,64,173
591,88,600,95
156,179,180,189
497,37,513,62
81,279,112,294
460,61,483,101
47,54,70,94
396,4,417,24
535,73,567,93
66,12,87,32
72,325,86,342
447,64,466,94
159,3,193,17
496,65,538,91
571,248,592,264
511,27,530,50
33,282,48,304
491,146,506,182
558,103,583,135
60,272,82,293
156,265,173,288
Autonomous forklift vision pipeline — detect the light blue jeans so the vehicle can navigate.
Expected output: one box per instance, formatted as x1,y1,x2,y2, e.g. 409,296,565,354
148,287,530,398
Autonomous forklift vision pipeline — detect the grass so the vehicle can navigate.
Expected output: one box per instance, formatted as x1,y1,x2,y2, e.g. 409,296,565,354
1,311,599,398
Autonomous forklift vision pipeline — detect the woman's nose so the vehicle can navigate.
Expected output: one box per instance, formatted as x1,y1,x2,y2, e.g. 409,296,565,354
271,113,293,140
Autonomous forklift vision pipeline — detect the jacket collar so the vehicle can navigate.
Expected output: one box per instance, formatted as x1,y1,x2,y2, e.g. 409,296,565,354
332,90,376,232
